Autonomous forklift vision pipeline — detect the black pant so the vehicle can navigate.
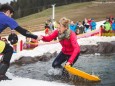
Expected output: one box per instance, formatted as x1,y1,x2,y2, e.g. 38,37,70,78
52,51,80,68
1,43,13,64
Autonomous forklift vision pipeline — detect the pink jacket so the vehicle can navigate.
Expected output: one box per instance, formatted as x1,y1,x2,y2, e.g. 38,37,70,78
42,30,80,64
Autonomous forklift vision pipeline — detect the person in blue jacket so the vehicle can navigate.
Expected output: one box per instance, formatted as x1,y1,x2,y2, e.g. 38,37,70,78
112,19,115,32
0,4,39,80
69,21,77,32
90,18,96,30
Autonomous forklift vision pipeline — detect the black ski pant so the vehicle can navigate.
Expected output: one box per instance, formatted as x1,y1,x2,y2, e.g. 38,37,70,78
1,43,13,64
52,51,80,68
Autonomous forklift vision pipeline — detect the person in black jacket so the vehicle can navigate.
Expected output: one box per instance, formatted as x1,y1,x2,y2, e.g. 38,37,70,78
8,30,18,52
8,30,18,45
0,4,39,80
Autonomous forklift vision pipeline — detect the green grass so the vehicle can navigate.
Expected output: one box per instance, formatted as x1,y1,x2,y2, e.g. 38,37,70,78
17,2,91,25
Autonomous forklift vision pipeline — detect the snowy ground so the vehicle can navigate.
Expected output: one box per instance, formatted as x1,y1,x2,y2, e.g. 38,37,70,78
0,73,72,86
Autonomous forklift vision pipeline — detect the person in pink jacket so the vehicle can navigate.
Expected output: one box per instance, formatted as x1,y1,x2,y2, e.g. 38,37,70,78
40,17,80,68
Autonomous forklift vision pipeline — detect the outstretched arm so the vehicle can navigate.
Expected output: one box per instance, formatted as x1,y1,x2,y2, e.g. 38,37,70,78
41,30,58,42
15,26,38,39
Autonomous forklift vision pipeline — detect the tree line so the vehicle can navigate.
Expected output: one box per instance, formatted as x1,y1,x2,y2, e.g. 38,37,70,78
0,0,94,19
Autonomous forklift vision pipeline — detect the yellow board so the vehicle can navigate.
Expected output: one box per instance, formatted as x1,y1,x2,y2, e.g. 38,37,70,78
64,65,101,82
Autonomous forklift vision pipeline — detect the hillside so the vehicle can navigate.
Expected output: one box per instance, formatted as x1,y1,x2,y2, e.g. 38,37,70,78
1,1,115,36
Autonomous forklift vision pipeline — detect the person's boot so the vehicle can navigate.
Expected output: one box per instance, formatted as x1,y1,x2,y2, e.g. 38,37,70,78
0,63,11,81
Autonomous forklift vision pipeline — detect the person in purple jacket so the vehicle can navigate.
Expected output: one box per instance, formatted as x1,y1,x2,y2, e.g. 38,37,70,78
0,4,39,80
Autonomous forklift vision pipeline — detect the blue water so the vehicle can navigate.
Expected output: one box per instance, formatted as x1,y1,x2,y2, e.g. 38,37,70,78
9,53,115,86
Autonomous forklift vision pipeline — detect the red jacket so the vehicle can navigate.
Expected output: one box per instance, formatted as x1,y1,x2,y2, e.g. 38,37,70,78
42,30,80,64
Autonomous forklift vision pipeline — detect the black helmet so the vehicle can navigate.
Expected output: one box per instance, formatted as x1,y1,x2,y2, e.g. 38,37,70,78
0,4,14,13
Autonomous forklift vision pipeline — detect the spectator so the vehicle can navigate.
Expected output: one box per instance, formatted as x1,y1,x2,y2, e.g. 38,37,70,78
90,18,96,30
69,21,77,32
84,22,91,33
23,37,31,49
44,23,50,36
8,30,18,53
8,30,18,45
87,18,92,29
112,19,115,33
103,17,112,32
49,21,54,31
76,21,84,35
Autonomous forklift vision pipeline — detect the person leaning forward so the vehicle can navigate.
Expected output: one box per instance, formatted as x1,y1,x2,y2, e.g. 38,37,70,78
39,17,80,72
0,4,39,80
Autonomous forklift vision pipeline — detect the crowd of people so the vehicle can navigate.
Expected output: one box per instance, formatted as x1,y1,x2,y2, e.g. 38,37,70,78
101,16,115,33
44,16,115,36
44,18,97,35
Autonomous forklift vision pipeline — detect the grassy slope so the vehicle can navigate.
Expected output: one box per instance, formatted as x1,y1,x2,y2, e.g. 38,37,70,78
1,1,115,36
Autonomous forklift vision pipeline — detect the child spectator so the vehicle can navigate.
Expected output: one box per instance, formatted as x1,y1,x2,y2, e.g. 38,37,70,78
23,37,31,49
76,21,84,35
69,21,77,33
8,30,18,53
44,23,50,36
8,30,18,45
91,18,96,30
84,22,91,33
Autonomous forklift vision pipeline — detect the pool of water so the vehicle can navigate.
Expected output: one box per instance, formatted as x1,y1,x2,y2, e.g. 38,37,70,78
9,53,115,86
